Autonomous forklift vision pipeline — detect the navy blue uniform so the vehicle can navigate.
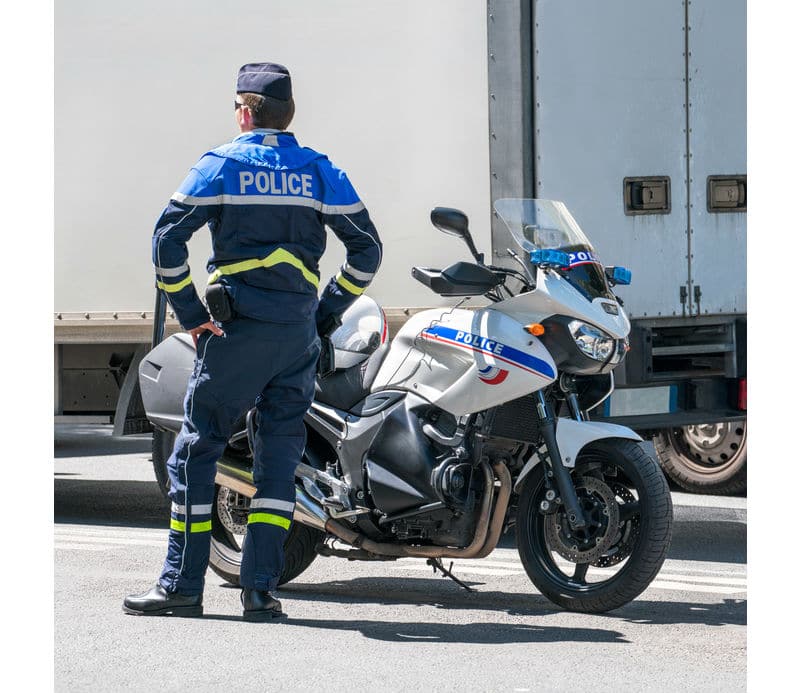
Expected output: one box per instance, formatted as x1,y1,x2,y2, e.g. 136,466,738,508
153,129,382,595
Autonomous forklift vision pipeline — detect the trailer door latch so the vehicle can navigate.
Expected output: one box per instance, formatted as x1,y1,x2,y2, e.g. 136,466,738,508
707,175,746,212
623,176,671,215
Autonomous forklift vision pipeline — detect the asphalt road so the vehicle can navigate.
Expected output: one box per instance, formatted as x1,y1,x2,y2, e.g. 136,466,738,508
54,426,746,693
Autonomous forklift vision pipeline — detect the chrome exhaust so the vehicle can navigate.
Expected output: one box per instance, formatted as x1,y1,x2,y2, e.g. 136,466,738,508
292,485,329,531
214,461,333,532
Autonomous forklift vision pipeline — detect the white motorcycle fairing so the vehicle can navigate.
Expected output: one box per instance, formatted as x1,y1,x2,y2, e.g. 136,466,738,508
491,267,630,339
372,306,557,416
513,418,643,491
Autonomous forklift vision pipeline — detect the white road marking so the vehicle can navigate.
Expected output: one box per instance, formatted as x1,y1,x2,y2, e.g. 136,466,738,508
648,580,745,595
55,535,166,548
55,543,110,552
55,526,168,539
655,574,747,586
55,524,747,595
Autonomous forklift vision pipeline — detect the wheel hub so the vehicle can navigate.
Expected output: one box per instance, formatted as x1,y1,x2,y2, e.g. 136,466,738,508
216,487,250,535
544,476,620,563
677,421,746,467
592,482,640,567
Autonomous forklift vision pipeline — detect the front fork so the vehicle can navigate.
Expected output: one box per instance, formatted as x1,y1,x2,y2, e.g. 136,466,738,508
535,391,587,530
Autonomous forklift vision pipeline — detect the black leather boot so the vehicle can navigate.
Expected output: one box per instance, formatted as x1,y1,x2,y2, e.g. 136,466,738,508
241,589,287,621
123,584,203,617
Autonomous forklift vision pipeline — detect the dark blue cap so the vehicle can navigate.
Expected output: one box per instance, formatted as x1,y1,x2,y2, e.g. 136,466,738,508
236,63,292,100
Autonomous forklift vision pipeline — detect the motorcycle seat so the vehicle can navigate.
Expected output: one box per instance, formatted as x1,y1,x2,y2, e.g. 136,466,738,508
314,339,389,413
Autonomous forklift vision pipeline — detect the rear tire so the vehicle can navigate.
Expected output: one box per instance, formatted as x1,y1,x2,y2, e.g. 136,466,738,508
516,439,673,613
151,428,175,499
654,420,746,495
209,482,322,587
152,431,322,585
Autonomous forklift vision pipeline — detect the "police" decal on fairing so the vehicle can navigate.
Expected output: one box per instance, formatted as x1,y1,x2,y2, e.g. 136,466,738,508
568,250,599,267
420,326,555,380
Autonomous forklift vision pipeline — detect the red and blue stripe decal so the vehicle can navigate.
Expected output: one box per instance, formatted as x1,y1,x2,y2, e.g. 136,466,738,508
420,325,555,380
477,365,509,385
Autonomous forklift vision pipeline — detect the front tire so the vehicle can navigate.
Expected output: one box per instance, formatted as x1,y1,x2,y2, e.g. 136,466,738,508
654,421,747,495
516,439,673,613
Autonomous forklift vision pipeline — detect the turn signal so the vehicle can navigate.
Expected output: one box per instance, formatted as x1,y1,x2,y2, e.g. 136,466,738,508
524,323,545,336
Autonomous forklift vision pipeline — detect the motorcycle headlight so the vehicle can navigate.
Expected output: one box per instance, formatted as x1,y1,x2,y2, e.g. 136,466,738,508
568,320,626,364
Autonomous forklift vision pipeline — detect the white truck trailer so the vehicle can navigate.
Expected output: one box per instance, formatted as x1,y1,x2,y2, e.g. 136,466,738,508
55,0,746,493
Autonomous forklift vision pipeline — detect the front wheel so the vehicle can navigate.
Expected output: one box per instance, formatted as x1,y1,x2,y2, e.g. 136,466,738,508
516,439,673,613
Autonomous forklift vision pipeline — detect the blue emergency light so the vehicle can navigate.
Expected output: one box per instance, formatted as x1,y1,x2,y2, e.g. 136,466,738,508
530,249,570,268
611,266,632,285
607,266,632,285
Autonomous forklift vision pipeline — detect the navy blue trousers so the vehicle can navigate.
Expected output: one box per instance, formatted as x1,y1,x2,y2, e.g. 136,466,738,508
158,317,319,595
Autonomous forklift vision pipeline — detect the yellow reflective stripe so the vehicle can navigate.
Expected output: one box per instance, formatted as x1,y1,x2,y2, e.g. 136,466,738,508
157,275,193,293
335,273,366,296
207,248,319,288
170,518,212,533
247,512,291,530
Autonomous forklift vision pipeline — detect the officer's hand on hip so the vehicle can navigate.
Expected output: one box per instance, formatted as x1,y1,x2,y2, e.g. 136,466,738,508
189,321,224,348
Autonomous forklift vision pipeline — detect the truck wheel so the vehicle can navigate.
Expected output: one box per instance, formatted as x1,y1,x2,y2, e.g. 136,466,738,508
209,483,322,587
151,428,174,499
653,421,746,495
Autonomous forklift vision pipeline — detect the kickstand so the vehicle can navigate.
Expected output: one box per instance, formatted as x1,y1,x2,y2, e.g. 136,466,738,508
426,558,475,592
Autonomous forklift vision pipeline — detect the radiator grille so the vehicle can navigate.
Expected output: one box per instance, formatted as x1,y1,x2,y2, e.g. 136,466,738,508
487,395,541,443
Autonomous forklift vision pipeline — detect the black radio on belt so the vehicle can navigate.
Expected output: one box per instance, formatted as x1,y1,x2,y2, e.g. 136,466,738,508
205,284,234,323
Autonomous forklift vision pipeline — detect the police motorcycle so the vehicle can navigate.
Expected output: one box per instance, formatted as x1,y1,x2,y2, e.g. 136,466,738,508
141,198,673,613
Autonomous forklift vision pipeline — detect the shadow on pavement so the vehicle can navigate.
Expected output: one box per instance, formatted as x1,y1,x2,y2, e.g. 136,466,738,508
280,576,746,629
54,432,153,459
262,616,630,644
667,520,746,564
54,478,169,528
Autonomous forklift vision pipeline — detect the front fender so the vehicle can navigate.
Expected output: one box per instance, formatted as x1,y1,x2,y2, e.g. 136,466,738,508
513,418,643,492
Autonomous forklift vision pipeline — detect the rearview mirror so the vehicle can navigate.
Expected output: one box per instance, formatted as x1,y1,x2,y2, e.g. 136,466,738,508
430,207,470,238
430,207,484,263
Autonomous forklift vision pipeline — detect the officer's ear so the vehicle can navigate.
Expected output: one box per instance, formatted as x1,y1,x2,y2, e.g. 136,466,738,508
236,102,254,131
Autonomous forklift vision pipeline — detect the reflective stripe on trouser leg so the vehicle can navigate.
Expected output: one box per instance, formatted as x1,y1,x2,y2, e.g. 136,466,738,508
159,333,227,596
240,336,320,592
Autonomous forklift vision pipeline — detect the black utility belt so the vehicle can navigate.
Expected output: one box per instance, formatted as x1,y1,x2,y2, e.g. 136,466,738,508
204,284,235,322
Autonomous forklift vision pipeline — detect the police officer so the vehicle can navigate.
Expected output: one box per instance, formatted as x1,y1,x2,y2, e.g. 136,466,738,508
123,63,382,620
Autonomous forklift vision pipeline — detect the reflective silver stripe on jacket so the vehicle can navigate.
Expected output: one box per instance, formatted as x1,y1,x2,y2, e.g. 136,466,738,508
154,263,190,277
341,263,375,282
172,191,365,216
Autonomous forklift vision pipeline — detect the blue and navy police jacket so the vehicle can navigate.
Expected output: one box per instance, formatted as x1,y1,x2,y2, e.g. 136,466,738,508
152,129,382,331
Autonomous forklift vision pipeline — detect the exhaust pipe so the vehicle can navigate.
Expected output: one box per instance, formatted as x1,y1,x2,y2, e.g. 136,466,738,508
215,458,512,560
323,460,503,559
214,461,330,532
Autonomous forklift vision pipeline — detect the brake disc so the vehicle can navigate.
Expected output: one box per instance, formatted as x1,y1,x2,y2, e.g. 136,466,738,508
544,476,620,563
592,482,640,568
216,487,250,535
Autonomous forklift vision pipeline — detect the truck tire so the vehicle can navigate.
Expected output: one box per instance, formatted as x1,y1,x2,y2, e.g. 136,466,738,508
653,421,746,495
151,428,175,499
209,483,322,586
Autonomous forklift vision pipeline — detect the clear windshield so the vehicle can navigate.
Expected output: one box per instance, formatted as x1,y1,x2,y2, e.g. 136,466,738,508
494,198,614,302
